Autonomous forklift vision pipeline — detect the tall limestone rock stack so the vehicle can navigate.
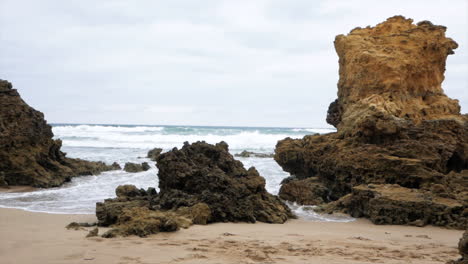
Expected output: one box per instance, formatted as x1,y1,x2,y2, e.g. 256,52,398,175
0,80,120,187
275,16,468,229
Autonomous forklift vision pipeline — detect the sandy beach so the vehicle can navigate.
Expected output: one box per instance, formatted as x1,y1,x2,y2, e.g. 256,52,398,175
0,207,462,264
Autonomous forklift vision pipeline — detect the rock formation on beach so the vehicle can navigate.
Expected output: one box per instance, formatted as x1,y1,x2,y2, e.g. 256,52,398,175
123,162,150,173
0,80,121,187
147,147,163,161
234,150,274,158
275,16,468,229
96,141,293,237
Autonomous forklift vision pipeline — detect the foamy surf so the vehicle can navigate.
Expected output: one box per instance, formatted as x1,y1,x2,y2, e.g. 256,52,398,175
0,124,350,222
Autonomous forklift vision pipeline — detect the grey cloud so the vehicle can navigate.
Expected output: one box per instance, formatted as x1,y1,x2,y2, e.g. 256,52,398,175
0,0,466,127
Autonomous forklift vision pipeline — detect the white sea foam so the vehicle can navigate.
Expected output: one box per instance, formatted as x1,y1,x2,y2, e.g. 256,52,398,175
286,202,354,222
0,165,157,214
291,128,336,134
0,124,353,222
53,125,165,135
58,131,300,151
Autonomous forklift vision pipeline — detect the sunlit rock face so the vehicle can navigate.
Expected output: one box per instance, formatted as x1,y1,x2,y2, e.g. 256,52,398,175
331,16,461,133
275,16,468,229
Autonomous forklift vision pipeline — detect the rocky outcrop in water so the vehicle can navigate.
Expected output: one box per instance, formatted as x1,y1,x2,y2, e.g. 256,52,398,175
275,16,468,229
147,147,163,161
0,80,120,187
123,162,150,173
234,150,274,158
96,141,293,237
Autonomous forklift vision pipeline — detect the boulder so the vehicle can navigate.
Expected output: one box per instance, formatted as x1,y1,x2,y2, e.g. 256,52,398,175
320,184,466,229
123,162,150,173
0,80,119,188
86,228,99,238
234,151,274,158
110,162,121,170
275,16,468,229
279,177,329,205
147,148,163,161
96,187,153,226
154,141,292,224
96,141,293,237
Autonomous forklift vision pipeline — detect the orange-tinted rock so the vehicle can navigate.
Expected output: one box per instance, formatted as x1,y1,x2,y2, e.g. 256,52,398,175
332,16,461,135
275,16,468,229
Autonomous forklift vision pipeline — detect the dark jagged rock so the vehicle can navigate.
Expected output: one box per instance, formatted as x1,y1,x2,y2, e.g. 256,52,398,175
234,150,274,158
155,141,292,223
86,227,99,238
123,162,150,173
0,79,119,188
274,17,468,229
66,221,96,230
96,141,293,237
147,147,163,161
110,162,121,170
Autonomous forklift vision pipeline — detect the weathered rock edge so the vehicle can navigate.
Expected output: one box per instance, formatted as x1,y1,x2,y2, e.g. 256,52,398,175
0,80,120,187
448,231,468,264
96,141,293,237
275,16,468,229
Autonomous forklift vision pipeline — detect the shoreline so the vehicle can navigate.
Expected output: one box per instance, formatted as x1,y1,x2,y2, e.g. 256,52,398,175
0,207,462,264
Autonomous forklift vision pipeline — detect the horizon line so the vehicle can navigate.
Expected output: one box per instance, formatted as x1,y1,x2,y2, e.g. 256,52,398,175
49,122,336,130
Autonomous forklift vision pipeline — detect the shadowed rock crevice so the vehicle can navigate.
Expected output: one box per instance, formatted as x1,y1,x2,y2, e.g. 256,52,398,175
274,16,468,229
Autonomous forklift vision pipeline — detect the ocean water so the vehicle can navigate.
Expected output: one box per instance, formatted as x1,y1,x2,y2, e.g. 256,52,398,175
0,124,353,222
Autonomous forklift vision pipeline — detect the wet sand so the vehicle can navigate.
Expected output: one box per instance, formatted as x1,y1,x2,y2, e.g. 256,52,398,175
0,186,38,193
0,207,462,264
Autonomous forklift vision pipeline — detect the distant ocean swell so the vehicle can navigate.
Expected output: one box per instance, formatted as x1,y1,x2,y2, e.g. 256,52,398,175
53,124,335,151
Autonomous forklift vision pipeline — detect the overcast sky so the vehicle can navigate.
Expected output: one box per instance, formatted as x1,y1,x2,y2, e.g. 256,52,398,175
1,0,467,128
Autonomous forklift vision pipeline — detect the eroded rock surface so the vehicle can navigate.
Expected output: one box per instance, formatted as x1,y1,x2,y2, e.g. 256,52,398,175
147,147,163,161
279,177,329,205
123,162,150,173
234,150,274,158
0,80,119,187
275,16,468,229
97,141,293,237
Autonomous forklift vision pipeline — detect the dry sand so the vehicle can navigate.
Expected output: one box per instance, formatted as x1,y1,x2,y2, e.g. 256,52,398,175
0,208,463,264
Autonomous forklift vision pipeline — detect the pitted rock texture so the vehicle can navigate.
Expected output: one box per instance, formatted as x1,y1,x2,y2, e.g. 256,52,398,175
123,162,150,173
332,16,461,135
97,141,293,237
0,79,119,187
278,177,329,205
275,16,468,229
147,147,163,161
